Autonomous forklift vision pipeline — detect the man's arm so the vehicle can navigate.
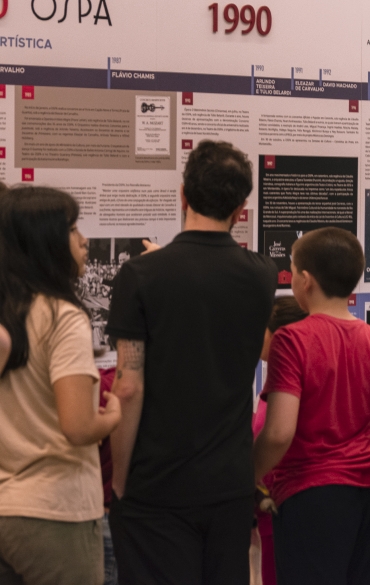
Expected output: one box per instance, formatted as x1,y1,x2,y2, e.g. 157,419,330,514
253,392,300,484
110,339,145,499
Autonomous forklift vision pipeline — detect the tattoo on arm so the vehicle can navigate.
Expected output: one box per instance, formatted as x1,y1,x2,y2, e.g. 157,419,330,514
116,339,145,371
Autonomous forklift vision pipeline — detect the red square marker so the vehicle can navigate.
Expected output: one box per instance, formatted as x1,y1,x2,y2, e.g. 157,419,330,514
264,155,276,170
348,294,356,306
22,86,35,100
182,92,193,106
0,85,5,99
182,139,193,150
239,210,249,222
0,147,5,159
22,168,34,182
349,100,359,113
238,242,248,249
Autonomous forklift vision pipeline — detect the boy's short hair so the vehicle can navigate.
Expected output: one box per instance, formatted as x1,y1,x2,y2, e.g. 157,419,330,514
292,227,365,298
183,140,253,220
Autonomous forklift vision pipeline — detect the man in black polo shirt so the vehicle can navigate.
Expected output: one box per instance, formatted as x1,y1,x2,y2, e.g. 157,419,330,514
106,140,277,585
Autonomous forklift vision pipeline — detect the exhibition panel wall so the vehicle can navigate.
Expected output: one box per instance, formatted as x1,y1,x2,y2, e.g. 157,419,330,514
1,0,370,364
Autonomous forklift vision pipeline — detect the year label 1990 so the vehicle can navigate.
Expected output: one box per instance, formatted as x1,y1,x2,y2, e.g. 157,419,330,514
208,3,272,36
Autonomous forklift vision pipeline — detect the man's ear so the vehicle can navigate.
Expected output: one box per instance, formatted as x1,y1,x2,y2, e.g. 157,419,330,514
180,185,188,211
230,201,247,226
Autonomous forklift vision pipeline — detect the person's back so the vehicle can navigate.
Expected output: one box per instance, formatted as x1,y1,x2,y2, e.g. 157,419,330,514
0,295,104,520
0,186,121,585
254,227,370,585
109,230,276,506
106,140,278,585
267,313,370,507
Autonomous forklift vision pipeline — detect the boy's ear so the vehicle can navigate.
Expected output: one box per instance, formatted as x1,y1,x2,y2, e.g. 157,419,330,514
302,270,315,292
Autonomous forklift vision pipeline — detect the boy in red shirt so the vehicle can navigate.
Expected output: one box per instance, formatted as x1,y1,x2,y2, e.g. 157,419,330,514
253,227,370,585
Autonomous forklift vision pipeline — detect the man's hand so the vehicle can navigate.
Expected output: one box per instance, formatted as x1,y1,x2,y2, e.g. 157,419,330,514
141,239,161,255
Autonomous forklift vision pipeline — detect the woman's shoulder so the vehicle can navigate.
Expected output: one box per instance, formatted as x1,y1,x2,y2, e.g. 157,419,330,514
30,295,89,333
32,294,85,315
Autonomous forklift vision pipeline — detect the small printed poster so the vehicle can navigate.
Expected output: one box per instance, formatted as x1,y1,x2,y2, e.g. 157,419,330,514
135,96,170,156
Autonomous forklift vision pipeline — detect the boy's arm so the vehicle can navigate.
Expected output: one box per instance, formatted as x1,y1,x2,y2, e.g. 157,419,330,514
110,339,145,499
253,391,300,484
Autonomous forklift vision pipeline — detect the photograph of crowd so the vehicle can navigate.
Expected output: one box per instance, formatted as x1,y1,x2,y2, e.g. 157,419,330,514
78,237,154,350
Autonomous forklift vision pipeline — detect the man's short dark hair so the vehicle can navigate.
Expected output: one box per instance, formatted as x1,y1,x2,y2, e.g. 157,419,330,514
292,227,365,298
183,140,253,220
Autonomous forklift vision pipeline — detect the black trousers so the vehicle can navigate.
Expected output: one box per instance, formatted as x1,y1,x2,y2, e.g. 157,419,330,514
109,493,254,585
272,485,370,585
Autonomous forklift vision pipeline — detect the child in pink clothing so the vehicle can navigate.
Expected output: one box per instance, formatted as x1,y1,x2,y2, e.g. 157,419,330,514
253,296,307,585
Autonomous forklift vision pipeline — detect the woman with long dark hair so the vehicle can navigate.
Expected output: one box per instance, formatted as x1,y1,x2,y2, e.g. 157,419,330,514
0,186,121,585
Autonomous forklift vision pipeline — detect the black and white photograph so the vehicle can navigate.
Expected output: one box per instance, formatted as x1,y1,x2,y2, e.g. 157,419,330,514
78,237,155,356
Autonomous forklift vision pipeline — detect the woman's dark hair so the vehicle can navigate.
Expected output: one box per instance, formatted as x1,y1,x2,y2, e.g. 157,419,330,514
267,296,308,334
0,185,88,375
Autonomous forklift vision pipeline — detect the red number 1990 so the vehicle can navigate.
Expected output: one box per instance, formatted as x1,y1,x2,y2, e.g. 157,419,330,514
208,3,272,36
